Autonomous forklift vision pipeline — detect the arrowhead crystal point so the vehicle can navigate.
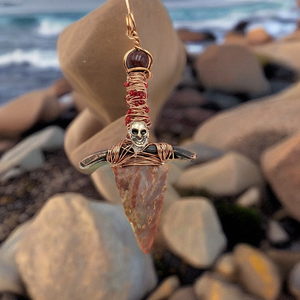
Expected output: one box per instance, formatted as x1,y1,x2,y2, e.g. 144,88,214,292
112,164,169,254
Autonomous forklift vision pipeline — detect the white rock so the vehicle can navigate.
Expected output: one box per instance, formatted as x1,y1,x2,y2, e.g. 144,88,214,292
162,197,227,268
175,152,264,196
16,193,157,300
267,220,289,244
0,126,64,177
236,187,261,207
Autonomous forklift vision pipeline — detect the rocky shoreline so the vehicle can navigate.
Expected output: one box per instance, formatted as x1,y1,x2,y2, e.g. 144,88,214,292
1,2,300,300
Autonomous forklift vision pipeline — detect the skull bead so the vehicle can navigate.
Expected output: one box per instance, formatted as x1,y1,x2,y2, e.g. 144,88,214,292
129,121,149,151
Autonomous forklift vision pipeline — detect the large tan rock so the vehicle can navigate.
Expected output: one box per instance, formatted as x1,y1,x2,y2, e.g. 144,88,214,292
234,244,281,300
195,44,270,97
0,221,32,295
60,0,185,172
58,0,185,127
261,131,300,222
16,193,157,300
254,39,300,75
193,82,300,163
146,276,180,300
0,81,69,137
162,198,227,268
175,152,263,197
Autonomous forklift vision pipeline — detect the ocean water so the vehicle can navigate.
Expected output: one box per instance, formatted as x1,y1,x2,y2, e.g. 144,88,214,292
0,0,299,106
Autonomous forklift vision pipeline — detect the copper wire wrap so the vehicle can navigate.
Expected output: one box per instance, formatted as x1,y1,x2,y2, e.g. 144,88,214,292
124,72,151,130
106,139,175,167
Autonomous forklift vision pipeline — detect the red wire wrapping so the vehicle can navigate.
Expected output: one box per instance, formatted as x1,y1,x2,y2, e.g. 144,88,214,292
124,72,151,130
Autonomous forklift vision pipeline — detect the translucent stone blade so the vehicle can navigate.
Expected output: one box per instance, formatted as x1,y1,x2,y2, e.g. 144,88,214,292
112,164,169,254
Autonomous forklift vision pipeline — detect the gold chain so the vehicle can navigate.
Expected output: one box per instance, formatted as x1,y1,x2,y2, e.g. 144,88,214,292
125,0,141,48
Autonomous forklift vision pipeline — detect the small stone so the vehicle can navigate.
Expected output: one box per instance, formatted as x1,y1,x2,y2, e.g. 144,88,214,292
236,187,261,207
267,220,290,245
214,253,237,282
126,50,150,69
247,28,273,46
175,152,264,196
162,197,227,268
234,244,281,300
288,261,300,299
194,272,258,300
169,286,197,300
146,276,180,300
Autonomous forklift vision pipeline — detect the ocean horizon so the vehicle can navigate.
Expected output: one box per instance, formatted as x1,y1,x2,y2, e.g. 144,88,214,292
0,0,299,105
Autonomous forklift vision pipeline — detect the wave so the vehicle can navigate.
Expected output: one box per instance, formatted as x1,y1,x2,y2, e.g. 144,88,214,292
36,17,75,36
0,49,59,69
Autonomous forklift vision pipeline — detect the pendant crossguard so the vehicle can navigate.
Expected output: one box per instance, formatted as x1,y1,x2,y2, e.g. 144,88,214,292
79,0,196,254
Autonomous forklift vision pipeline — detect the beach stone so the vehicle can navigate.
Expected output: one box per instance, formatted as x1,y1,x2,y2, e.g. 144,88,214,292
146,276,180,300
266,249,300,280
175,152,263,196
166,88,207,108
48,77,72,97
169,286,197,300
0,221,32,295
234,244,281,300
193,82,300,163
224,32,248,47
0,87,68,137
58,0,185,127
195,44,270,97
177,29,215,42
288,261,300,299
16,193,157,300
214,253,237,282
254,39,300,76
267,220,289,245
194,272,258,300
247,28,273,46
236,186,261,207
261,131,300,222
0,126,64,178
162,198,227,268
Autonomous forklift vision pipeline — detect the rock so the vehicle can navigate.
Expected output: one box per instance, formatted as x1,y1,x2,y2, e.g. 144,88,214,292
203,90,241,110
16,193,157,300
234,244,281,300
175,152,263,196
180,141,225,165
267,220,290,245
48,78,72,97
165,88,207,109
195,44,270,97
194,272,258,300
254,39,300,76
236,187,261,207
0,87,68,137
146,276,180,300
266,249,300,280
261,131,300,222
169,286,197,300
58,0,186,127
193,82,300,163
224,32,248,47
0,221,32,295
0,126,64,178
288,261,300,299
162,197,227,268
247,28,273,46
177,29,215,43
214,253,237,282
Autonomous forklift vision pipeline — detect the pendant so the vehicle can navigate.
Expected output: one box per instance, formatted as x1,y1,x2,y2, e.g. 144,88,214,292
79,2,196,254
